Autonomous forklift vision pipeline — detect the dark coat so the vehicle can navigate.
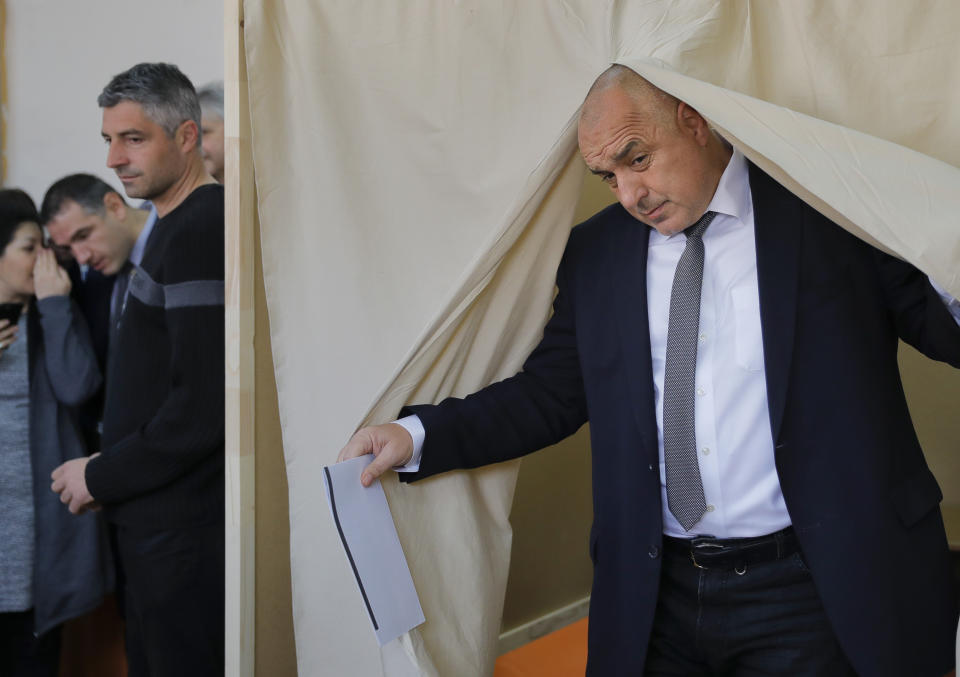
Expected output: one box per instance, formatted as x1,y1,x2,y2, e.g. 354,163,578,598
27,295,114,635
66,261,117,452
403,164,960,676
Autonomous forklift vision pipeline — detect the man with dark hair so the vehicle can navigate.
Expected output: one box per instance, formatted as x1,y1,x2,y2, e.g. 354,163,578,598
42,174,153,278
50,62,224,677
42,173,155,454
197,81,225,184
340,65,960,675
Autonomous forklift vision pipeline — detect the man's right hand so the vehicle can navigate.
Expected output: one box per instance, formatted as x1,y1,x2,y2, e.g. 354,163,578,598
337,423,414,487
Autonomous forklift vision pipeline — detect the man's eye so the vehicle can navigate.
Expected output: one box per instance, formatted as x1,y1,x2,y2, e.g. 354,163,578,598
632,155,647,166
601,174,617,186
128,137,143,144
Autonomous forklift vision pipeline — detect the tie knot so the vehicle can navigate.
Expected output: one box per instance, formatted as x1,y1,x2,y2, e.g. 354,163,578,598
684,211,716,240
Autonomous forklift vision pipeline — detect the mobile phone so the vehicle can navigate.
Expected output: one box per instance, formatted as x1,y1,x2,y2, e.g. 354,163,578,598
0,302,23,326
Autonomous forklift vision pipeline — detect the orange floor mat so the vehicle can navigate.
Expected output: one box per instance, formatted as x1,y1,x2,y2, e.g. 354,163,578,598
493,617,588,677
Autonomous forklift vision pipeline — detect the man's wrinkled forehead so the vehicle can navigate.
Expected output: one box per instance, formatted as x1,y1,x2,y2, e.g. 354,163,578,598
578,91,661,159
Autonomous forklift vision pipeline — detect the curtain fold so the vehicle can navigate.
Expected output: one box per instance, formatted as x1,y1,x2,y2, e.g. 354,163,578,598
244,2,959,674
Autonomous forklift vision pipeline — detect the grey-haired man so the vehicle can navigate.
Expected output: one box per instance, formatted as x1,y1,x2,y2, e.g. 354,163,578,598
50,63,224,677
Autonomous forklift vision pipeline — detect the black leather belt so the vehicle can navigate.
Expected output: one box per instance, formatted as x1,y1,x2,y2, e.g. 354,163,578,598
662,526,799,572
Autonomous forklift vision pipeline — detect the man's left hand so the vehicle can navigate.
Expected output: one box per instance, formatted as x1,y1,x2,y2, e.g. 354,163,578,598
51,454,98,514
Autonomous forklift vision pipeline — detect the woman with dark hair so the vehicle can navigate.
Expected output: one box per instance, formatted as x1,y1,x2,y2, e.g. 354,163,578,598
0,188,114,676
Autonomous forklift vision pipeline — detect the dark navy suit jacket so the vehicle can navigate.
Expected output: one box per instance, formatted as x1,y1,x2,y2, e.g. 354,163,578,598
403,164,960,676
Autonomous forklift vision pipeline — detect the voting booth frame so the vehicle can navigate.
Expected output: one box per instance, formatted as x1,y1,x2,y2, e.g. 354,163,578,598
225,1,256,675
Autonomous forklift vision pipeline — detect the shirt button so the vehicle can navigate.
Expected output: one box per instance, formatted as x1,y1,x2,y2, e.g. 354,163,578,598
648,464,655,471
699,333,707,343
697,388,706,397
706,504,716,513
648,545,660,559
701,447,710,456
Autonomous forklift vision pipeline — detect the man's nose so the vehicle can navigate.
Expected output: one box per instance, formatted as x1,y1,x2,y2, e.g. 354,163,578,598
73,245,92,265
616,173,649,211
106,141,126,169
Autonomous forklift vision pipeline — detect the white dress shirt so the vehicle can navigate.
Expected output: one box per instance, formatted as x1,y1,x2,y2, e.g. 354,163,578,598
130,204,159,266
397,148,960,538
647,150,788,537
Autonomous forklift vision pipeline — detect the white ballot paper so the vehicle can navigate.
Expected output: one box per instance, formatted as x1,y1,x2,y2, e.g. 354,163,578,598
323,456,426,646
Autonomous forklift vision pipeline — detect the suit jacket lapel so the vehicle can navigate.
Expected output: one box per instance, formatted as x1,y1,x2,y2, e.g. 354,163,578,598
750,163,802,444
610,211,660,454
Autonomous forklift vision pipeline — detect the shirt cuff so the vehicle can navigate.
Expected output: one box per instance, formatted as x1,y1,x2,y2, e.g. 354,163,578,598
929,277,960,326
392,415,425,472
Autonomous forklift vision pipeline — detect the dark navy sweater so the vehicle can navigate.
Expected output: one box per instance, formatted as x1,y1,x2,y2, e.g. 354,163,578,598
86,184,224,528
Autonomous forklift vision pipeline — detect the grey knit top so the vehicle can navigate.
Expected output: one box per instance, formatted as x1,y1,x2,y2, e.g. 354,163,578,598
0,318,33,612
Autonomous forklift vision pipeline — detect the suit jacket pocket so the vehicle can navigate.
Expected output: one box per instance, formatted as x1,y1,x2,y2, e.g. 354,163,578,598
891,466,943,528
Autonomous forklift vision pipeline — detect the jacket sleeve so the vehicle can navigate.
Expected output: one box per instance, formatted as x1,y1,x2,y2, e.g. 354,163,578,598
874,249,960,368
400,243,588,482
35,295,102,406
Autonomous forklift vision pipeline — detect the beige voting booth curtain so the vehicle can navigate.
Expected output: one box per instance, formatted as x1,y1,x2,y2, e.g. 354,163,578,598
243,2,960,675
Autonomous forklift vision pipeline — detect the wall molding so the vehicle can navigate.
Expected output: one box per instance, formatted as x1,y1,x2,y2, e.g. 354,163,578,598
498,595,590,655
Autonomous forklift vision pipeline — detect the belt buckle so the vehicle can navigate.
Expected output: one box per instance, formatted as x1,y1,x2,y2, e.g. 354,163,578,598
689,539,724,570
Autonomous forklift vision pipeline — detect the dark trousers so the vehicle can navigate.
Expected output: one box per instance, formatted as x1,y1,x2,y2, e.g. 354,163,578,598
115,522,224,677
645,547,855,676
0,609,61,677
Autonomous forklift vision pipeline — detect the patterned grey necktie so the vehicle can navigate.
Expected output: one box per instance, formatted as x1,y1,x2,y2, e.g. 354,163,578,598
662,210,716,531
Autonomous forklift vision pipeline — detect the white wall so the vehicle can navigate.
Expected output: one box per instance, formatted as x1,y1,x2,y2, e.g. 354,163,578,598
3,0,222,204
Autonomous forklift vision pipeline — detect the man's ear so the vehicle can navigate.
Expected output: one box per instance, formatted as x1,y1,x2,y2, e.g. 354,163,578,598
676,102,710,146
102,191,128,221
176,119,200,154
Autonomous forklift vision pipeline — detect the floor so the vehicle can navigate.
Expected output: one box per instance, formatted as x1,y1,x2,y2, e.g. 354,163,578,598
59,596,126,677
493,618,588,677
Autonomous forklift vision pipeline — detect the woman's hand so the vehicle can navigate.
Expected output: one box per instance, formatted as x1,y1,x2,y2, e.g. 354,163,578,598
33,248,72,299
